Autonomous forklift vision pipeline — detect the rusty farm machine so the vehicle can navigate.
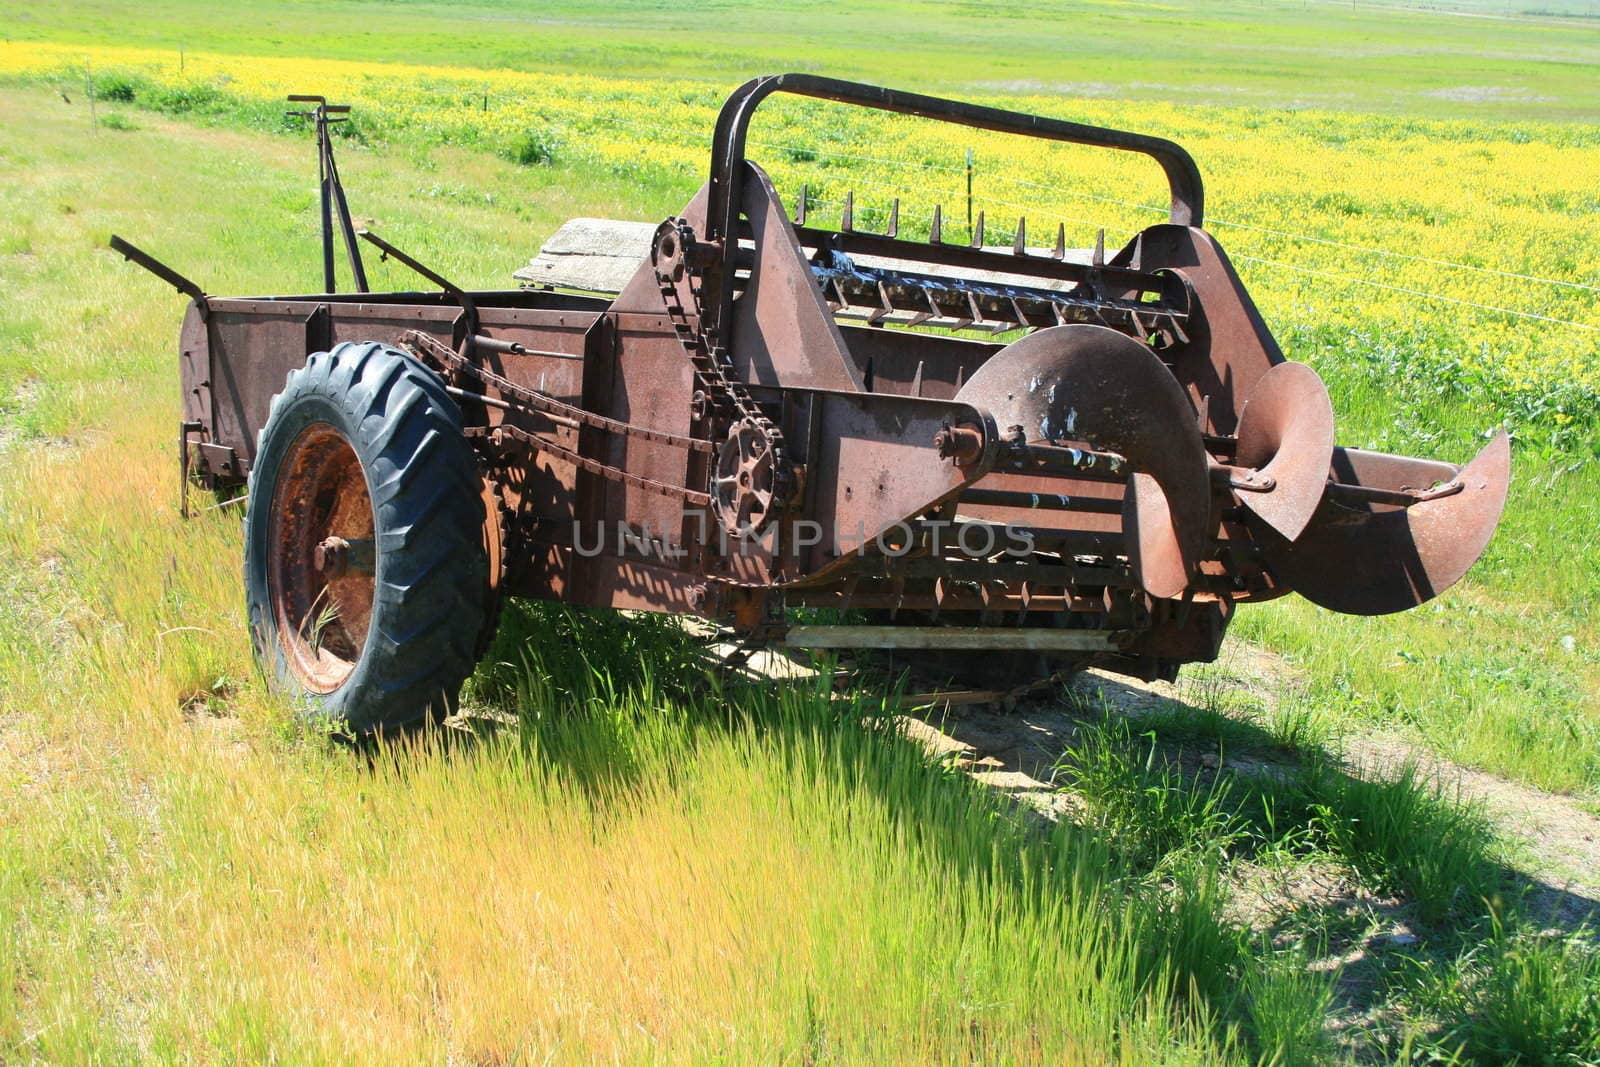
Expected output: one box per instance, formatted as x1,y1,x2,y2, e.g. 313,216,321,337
110,76,1509,732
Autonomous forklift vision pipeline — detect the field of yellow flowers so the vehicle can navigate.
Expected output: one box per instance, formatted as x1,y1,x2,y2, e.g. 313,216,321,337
4,40,1598,445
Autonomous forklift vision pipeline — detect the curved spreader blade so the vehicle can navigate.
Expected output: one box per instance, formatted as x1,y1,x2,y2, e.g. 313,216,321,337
954,324,1211,598
1234,361,1335,542
1252,430,1510,616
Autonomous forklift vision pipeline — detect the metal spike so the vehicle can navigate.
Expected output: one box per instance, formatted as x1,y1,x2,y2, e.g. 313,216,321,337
842,190,854,233
870,281,894,326
840,573,860,612
931,204,943,244
910,360,925,397
1012,216,1027,256
1092,228,1105,268
1054,223,1066,260
794,183,808,225
971,210,985,249
886,198,899,238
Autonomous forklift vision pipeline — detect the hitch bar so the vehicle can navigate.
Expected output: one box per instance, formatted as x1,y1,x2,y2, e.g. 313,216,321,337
109,235,207,316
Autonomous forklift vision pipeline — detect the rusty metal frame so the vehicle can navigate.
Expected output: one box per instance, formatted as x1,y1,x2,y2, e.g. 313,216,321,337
113,74,1509,694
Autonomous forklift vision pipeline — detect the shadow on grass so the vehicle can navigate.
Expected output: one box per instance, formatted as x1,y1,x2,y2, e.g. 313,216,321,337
425,602,1369,1060
370,599,1596,1062
916,668,1600,1058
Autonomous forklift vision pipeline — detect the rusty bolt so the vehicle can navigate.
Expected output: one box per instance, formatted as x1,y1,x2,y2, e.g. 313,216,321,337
314,536,375,579
932,423,984,464
314,536,351,577
683,236,723,270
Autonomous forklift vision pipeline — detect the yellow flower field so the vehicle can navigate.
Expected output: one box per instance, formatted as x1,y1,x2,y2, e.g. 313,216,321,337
5,40,1597,406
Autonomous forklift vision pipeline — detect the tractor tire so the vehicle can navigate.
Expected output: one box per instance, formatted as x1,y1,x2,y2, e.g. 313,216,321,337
244,341,489,735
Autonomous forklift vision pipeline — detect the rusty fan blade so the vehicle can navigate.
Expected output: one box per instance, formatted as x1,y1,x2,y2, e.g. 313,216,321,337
1252,430,1510,616
1233,361,1335,542
954,324,1210,598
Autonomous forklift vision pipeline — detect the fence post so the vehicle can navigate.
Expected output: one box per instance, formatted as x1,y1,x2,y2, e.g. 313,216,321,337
965,147,974,237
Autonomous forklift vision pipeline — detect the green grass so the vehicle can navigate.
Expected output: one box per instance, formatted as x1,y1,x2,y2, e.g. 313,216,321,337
1058,712,1504,925
8,0,1600,121
1410,913,1600,1063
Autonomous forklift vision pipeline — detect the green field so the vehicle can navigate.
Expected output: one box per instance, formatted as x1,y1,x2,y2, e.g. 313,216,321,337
10,0,1600,121
3,1,1600,1062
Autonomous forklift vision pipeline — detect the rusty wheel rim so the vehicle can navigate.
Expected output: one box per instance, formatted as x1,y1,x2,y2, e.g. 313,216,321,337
267,422,376,694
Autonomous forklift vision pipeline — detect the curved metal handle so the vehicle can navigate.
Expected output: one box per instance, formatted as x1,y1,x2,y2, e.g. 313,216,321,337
708,74,1204,233
700,73,1205,346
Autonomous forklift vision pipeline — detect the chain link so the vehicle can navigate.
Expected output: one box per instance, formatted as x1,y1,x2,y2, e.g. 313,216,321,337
651,220,790,526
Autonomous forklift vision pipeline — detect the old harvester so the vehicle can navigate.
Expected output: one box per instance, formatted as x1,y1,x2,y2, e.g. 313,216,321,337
113,76,1509,732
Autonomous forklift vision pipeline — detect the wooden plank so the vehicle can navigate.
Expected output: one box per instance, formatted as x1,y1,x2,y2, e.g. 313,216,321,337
513,217,656,293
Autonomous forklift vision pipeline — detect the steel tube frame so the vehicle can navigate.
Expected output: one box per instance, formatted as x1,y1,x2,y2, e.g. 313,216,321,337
703,72,1206,350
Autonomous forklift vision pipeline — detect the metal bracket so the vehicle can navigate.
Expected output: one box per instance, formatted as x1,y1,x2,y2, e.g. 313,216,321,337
179,419,204,519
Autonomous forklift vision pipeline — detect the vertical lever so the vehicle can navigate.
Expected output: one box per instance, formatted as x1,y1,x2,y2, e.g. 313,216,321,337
287,94,369,294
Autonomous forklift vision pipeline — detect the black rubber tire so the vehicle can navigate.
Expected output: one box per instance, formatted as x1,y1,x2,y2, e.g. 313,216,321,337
244,341,487,734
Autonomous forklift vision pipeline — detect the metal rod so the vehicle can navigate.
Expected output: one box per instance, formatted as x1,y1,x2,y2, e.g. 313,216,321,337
781,625,1122,651
958,487,1123,514
178,419,202,520
317,109,335,292
325,131,369,293
788,591,1081,613
108,236,207,305
965,146,974,232
1004,442,1130,481
1325,479,1460,508
357,230,477,334
444,386,582,430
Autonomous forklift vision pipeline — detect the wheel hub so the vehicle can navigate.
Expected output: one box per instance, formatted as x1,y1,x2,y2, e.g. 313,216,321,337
266,423,376,693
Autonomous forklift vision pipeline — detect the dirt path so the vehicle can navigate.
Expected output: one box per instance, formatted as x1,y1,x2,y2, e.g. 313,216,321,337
890,642,1600,927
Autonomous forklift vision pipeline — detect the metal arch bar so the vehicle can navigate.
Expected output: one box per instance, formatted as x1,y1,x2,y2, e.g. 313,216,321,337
703,73,1207,347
